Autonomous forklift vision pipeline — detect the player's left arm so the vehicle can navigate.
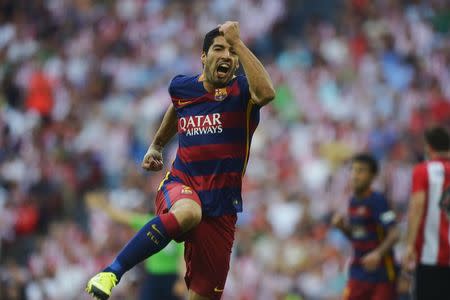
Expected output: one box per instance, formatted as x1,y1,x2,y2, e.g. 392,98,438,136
361,196,400,271
374,225,400,257
403,165,427,271
361,228,400,271
220,21,275,106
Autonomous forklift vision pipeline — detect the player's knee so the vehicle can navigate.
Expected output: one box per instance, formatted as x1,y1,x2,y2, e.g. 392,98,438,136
183,206,202,228
171,199,202,231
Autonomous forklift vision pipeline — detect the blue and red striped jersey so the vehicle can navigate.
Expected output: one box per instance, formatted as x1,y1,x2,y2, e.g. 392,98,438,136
161,74,260,216
348,191,398,282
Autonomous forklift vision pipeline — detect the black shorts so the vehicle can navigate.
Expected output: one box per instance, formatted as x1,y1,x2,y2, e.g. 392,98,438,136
414,264,450,300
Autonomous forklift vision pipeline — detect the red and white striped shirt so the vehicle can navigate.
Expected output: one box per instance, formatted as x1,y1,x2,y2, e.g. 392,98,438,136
413,158,450,266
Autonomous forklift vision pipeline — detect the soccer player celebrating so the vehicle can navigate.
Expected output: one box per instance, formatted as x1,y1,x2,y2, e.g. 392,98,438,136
86,21,275,300
332,153,400,300
403,127,450,300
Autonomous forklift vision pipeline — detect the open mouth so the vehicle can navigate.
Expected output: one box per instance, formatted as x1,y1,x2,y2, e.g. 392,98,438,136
216,62,231,78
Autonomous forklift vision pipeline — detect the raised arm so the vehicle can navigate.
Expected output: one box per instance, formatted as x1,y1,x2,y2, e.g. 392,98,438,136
142,103,178,171
219,21,275,106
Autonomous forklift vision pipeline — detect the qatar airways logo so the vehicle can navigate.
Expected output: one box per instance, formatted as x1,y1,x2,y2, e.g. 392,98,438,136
179,113,223,136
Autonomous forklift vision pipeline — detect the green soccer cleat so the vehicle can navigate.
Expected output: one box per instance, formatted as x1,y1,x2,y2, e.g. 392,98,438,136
85,272,118,300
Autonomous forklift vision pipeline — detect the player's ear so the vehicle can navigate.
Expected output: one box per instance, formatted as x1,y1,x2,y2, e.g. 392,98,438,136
201,52,207,67
424,144,432,159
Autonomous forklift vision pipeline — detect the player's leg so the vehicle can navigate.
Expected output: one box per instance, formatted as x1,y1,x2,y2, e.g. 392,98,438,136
343,279,372,300
184,215,237,300
415,264,450,300
138,272,154,300
188,291,210,300
170,196,202,231
102,197,200,279
372,282,396,300
443,267,450,300
143,273,181,300
415,264,438,300
86,182,201,299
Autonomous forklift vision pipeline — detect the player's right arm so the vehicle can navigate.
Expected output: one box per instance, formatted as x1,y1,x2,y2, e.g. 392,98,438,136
85,192,145,225
142,104,178,171
331,212,352,239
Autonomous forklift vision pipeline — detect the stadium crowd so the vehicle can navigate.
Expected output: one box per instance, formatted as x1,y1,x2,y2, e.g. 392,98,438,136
0,0,449,299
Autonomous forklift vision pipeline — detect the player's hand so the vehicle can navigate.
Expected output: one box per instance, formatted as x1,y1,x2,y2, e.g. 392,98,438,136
397,269,412,294
141,146,163,171
219,21,240,46
86,192,108,210
172,277,187,297
331,212,346,229
402,244,416,272
361,250,382,271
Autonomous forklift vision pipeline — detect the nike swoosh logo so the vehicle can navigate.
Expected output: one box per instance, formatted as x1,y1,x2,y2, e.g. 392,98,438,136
178,99,193,106
151,224,165,238
214,287,224,292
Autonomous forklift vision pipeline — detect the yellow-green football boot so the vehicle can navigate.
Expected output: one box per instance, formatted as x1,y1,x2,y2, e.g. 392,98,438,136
85,272,118,300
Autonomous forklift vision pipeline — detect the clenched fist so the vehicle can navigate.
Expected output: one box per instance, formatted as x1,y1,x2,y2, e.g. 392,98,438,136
141,146,163,171
361,250,382,271
219,21,240,46
331,212,346,229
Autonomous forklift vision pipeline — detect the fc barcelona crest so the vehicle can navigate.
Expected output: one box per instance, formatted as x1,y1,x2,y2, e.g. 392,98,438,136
181,185,193,195
214,88,228,101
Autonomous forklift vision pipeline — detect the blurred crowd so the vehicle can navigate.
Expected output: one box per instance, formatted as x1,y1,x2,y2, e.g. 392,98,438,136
1,0,449,299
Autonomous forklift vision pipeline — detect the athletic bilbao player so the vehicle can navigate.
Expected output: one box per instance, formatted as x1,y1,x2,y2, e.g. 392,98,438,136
86,21,275,300
332,153,400,300
403,127,450,300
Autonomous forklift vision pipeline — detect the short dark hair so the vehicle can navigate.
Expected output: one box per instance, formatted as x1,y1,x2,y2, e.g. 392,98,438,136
352,153,379,175
425,127,450,152
202,27,222,54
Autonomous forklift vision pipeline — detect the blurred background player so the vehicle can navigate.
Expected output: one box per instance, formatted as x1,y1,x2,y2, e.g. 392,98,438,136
85,192,185,300
332,153,400,300
403,127,450,300
86,21,275,300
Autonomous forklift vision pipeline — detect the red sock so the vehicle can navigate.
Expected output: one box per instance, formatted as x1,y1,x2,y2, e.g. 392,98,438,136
159,212,182,239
